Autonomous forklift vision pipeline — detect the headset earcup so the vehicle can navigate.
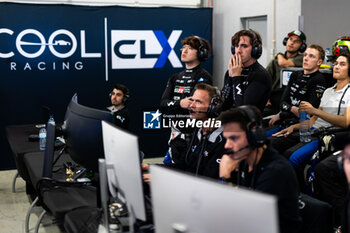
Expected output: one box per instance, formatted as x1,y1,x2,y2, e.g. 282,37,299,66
299,43,307,53
283,37,288,46
251,44,262,59
231,45,235,55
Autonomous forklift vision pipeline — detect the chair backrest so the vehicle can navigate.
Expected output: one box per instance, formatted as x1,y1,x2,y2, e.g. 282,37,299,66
280,67,304,88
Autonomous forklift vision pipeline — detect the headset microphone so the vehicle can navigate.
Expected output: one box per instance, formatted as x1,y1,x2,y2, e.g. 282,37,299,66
223,145,250,155
189,109,208,114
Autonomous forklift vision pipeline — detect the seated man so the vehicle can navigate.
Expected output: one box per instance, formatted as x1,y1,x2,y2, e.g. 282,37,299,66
340,138,350,233
265,30,307,115
313,131,350,228
268,44,327,129
107,84,130,130
218,106,300,233
221,29,271,112
271,52,350,166
267,30,306,91
143,83,225,180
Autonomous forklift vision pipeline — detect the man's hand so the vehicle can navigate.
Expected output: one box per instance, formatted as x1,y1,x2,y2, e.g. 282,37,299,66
299,101,317,115
228,54,243,77
266,99,272,107
269,113,280,126
272,125,294,137
180,97,192,109
143,173,151,183
219,154,241,178
141,163,149,171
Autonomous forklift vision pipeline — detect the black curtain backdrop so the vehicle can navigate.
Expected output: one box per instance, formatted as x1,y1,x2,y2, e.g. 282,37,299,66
0,2,212,170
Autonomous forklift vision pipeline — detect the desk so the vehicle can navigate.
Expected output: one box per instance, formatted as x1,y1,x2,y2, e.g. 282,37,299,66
5,124,42,192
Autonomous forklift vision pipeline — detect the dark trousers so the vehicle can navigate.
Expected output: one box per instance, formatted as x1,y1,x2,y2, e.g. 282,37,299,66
269,133,319,192
314,154,348,227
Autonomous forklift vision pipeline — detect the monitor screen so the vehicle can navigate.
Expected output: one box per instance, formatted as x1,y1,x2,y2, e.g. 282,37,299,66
63,94,114,172
150,166,279,233
101,121,146,222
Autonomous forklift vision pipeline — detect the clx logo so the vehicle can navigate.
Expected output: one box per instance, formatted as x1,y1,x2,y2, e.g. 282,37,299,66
111,30,182,69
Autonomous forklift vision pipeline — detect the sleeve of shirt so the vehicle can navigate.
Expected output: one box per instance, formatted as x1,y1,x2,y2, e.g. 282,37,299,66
290,54,303,67
198,70,213,85
307,76,327,108
160,75,181,114
113,110,130,130
280,72,298,112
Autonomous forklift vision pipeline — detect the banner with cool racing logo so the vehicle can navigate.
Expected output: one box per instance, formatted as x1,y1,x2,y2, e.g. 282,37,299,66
0,2,212,169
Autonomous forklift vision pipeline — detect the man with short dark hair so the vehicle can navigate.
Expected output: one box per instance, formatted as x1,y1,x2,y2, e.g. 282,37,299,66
218,106,300,233
221,29,271,112
107,83,130,130
267,30,307,90
265,30,307,115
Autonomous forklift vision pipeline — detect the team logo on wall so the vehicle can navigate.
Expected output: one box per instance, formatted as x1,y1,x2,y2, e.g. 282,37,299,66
0,24,183,74
111,30,182,69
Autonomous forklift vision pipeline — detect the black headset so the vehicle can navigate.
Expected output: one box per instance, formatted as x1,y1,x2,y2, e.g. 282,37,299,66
193,36,210,61
237,105,266,148
207,87,223,118
283,36,307,53
109,85,130,105
231,29,262,59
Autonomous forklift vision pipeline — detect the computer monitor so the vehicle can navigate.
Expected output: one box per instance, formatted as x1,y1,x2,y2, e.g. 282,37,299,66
101,121,146,230
150,166,279,233
63,94,114,172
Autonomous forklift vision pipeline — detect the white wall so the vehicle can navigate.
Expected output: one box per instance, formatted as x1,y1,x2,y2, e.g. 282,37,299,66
212,0,301,87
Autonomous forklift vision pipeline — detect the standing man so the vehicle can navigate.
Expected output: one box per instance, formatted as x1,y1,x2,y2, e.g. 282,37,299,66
218,106,300,233
107,83,130,130
221,29,272,112
268,44,327,126
267,30,307,90
160,36,212,164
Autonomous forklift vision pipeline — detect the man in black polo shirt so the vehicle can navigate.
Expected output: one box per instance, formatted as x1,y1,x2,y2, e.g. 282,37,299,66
268,44,327,127
218,106,300,233
221,29,272,112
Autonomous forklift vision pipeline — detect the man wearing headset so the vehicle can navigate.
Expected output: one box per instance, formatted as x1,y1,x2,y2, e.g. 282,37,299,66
221,29,272,112
270,53,350,194
265,30,307,115
143,83,225,181
219,105,300,233
272,53,350,162
268,44,327,127
107,83,130,130
160,36,212,164
218,106,300,233
267,30,307,90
